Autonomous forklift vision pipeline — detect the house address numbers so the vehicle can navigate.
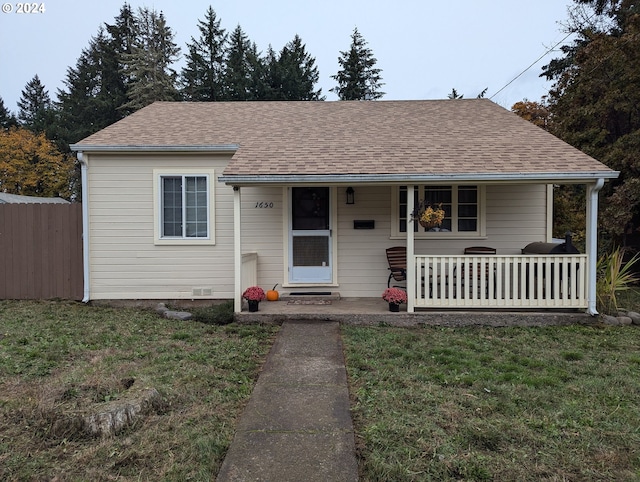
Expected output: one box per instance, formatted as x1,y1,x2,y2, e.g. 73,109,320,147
255,202,274,208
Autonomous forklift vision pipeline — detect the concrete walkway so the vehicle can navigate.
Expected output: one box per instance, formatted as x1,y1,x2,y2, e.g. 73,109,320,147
216,321,359,482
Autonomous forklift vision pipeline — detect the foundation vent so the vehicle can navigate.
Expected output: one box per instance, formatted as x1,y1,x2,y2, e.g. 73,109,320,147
192,287,213,297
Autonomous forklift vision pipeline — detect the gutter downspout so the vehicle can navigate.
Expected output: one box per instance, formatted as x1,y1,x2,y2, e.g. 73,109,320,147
586,178,605,316
78,152,90,303
233,187,242,313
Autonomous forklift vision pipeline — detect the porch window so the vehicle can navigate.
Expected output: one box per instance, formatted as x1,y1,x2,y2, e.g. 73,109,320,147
154,169,215,245
395,185,484,237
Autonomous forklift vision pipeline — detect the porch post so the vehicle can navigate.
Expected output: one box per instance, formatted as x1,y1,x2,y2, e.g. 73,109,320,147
407,185,416,313
586,178,605,316
233,186,242,313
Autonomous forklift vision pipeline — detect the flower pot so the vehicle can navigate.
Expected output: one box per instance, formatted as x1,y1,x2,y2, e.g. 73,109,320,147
389,303,400,312
419,220,439,229
248,300,259,312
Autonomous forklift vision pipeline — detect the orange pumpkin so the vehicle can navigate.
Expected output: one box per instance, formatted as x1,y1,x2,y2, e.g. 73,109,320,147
266,284,279,301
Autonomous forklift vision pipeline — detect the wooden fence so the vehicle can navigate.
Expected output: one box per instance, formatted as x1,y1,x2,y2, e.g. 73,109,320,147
0,203,83,300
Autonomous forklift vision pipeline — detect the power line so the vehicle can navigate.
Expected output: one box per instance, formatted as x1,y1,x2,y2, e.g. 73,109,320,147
490,30,575,100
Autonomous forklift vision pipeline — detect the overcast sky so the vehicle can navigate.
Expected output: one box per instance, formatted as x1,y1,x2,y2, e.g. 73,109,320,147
0,0,575,113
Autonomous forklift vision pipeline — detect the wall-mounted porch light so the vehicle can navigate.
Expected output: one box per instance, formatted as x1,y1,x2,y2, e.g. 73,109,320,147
346,186,355,205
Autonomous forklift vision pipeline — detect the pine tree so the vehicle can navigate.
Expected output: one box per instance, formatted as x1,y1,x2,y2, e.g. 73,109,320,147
331,28,384,100
180,6,227,101
55,4,137,150
274,35,323,100
223,25,264,100
103,3,138,116
263,46,282,100
0,96,17,129
542,0,640,237
56,30,110,148
17,74,54,133
122,7,180,111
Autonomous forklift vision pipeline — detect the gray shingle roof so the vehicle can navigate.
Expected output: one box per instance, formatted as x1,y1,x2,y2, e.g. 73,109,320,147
72,100,617,181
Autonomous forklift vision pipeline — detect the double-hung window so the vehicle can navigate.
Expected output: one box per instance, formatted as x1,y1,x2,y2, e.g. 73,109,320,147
394,185,484,237
154,170,215,244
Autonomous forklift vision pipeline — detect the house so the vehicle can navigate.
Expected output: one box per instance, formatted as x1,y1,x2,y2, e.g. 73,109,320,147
70,99,618,314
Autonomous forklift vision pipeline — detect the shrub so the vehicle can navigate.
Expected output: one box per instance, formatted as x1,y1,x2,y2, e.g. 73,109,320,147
596,248,640,315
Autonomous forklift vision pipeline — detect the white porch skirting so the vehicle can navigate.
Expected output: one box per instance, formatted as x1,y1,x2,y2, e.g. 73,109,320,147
414,254,589,309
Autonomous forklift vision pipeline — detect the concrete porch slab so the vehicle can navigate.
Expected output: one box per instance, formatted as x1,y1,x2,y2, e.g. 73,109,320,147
237,297,595,327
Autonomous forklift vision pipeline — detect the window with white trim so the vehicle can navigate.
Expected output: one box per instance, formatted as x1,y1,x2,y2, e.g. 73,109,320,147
154,170,214,243
395,185,484,237
161,175,209,238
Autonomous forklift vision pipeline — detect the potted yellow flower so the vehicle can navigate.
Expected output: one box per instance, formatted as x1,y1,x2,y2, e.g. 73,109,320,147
411,200,445,230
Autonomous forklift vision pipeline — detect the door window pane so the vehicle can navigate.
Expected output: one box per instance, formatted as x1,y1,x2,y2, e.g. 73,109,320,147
292,187,330,230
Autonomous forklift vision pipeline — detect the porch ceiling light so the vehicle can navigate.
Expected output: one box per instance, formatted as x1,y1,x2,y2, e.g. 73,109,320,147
346,186,355,205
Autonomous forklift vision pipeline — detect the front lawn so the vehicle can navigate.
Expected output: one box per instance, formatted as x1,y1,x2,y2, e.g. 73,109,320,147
3,299,640,481
342,322,640,481
0,300,277,480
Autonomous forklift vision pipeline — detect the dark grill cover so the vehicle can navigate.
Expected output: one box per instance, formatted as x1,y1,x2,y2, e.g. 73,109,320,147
521,241,580,254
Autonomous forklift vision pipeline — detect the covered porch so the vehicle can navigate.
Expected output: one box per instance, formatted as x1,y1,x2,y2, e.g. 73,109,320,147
401,184,600,314
234,181,603,315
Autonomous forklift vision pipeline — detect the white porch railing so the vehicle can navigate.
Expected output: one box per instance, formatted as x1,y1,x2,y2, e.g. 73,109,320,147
413,254,589,309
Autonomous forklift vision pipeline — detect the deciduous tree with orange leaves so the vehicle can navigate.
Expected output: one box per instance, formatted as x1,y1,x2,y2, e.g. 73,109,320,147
0,127,74,199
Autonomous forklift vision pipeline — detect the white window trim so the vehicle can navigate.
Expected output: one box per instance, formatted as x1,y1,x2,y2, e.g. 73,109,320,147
390,185,487,239
153,168,216,245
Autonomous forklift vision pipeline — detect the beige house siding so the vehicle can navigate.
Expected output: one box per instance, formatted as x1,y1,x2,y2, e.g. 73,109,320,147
239,186,286,291
87,153,235,300
330,184,549,298
86,157,550,300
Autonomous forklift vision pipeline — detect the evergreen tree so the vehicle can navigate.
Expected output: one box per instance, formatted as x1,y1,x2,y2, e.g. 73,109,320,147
542,0,640,238
447,87,488,99
448,88,464,99
223,25,265,100
0,96,18,129
17,75,54,133
56,30,112,149
122,7,180,111
263,45,282,99
331,28,384,100
55,4,138,150
273,35,323,100
180,6,227,101
103,3,138,117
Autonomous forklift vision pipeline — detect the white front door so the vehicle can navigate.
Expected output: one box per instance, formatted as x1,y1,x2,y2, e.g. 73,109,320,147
289,187,332,283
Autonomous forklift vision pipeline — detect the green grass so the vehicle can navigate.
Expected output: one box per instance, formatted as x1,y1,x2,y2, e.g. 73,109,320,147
342,323,640,481
3,299,640,481
0,300,278,481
